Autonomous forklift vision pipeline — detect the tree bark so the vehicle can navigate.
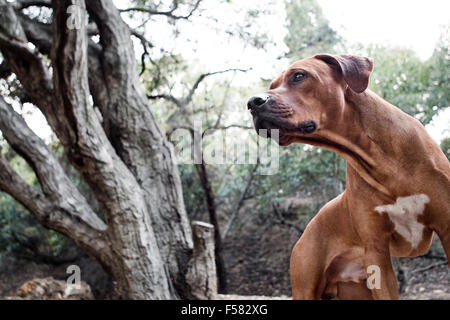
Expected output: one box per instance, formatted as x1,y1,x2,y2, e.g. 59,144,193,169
0,0,214,299
84,1,196,297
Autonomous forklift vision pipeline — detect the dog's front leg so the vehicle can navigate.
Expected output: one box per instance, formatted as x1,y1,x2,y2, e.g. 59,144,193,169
362,242,399,299
290,195,348,299
290,221,329,299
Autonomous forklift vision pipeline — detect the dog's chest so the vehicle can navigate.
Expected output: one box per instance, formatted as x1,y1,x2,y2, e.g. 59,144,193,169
374,194,430,249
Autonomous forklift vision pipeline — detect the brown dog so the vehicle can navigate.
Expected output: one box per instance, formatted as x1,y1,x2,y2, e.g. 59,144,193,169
247,54,450,299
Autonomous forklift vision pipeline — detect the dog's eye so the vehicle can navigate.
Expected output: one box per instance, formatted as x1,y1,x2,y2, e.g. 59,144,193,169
290,72,307,84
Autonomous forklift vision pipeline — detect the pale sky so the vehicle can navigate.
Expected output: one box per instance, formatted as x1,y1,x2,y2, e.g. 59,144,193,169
318,0,450,60
155,0,450,72
18,0,450,143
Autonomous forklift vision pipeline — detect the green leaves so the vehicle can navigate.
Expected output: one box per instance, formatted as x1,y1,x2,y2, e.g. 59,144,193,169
441,137,450,161
284,0,340,60
0,146,65,258
367,41,449,125
283,1,448,126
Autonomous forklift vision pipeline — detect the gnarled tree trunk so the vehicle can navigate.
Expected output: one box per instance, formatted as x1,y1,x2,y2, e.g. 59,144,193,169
0,0,215,299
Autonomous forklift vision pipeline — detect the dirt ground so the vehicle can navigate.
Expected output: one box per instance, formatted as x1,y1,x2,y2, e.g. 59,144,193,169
1,209,449,300
0,253,112,299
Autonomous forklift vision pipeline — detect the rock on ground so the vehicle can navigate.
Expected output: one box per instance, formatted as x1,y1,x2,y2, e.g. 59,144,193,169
15,277,93,300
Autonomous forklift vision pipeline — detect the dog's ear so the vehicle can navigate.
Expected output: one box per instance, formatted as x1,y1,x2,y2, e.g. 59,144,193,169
314,54,373,93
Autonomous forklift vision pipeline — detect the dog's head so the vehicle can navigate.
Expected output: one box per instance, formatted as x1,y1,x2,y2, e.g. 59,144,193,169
247,54,373,145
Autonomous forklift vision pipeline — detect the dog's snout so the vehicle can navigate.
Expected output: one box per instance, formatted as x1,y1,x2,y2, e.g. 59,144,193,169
247,95,269,110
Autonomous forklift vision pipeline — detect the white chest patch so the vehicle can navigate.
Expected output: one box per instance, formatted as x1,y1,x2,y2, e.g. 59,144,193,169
374,194,430,249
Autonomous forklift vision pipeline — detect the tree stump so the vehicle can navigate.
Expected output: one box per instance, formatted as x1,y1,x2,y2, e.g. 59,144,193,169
186,221,218,300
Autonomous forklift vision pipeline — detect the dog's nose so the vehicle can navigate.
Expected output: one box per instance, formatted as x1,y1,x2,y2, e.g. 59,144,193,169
247,95,268,110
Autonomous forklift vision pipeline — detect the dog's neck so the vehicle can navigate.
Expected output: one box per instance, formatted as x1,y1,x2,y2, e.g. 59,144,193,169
315,88,427,198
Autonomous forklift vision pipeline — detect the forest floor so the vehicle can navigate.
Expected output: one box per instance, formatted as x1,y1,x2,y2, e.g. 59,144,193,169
0,208,449,300
0,254,112,299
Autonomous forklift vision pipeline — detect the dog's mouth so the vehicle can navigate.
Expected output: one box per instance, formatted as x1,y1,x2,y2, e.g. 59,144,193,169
252,113,317,145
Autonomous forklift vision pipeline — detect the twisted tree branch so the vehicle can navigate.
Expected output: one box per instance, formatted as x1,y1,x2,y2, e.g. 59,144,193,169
0,96,107,231
0,154,111,260
0,96,111,259
85,2,199,298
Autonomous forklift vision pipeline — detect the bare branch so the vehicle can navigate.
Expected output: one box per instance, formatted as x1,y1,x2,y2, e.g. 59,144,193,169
127,29,154,75
0,4,75,145
222,161,260,240
411,261,447,274
119,0,202,20
130,28,154,48
149,68,250,110
182,68,250,106
272,202,304,235
147,93,182,107
80,19,154,77
0,155,48,219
